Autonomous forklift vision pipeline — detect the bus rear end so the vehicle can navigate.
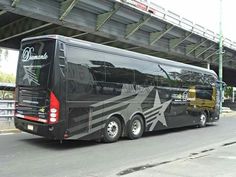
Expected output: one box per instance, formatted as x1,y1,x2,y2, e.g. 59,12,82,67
14,37,66,140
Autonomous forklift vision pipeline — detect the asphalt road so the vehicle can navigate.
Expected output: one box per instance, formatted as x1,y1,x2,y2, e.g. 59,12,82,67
1,115,236,177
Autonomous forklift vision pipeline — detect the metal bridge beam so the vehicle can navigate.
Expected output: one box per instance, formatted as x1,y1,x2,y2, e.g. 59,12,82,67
33,26,85,38
218,52,234,64
127,46,140,50
70,32,88,38
150,24,174,45
170,32,192,49
0,10,6,16
11,0,20,7
186,39,208,55
125,15,151,39
195,44,215,58
102,40,117,45
212,55,229,65
203,50,218,61
60,0,80,21
0,17,52,42
96,3,120,31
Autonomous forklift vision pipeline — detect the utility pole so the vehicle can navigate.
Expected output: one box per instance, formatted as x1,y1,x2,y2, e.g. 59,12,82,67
219,0,223,113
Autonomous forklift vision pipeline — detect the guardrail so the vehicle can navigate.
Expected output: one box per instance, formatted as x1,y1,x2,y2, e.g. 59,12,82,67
0,100,15,121
118,0,236,50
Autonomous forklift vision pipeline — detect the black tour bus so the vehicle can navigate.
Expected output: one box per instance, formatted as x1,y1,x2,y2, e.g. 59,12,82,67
14,35,220,142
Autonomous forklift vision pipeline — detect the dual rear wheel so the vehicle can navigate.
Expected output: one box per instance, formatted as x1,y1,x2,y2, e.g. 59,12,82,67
103,115,144,143
103,112,208,143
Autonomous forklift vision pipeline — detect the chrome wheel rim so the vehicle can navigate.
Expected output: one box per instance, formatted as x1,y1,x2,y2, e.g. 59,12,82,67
132,119,141,136
107,121,119,138
200,114,206,126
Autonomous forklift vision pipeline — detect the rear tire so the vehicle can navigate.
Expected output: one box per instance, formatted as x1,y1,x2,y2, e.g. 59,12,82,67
103,116,122,143
199,112,207,127
127,115,144,140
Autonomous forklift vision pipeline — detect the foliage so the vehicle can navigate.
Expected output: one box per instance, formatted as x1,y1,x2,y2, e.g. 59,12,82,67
0,71,15,100
224,86,233,98
0,71,15,83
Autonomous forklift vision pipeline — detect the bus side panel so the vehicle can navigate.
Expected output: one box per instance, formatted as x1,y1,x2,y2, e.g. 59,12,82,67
50,40,68,139
63,43,219,140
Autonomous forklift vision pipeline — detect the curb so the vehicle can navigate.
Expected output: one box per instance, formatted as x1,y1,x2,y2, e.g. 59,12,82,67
0,129,21,134
221,111,236,117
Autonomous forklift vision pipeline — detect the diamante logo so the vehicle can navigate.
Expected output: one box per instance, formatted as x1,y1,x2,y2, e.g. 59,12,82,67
22,47,48,62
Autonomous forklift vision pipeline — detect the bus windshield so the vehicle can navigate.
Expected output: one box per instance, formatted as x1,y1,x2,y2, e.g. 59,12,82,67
16,39,55,88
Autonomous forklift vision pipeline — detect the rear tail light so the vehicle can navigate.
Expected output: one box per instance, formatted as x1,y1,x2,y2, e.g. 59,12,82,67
49,91,60,124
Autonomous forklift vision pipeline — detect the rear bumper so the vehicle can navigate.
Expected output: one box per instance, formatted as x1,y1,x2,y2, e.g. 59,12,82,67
14,117,65,140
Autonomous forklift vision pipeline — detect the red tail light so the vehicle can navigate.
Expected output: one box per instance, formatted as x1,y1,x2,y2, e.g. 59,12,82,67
49,91,60,124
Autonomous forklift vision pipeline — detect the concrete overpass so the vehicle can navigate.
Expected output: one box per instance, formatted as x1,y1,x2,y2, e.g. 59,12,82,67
0,0,236,85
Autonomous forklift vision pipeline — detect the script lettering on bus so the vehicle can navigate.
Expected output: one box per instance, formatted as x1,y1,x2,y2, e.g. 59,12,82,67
22,47,48,62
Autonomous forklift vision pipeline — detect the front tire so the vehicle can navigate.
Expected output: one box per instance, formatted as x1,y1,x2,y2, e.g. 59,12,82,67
127,115,144,140
103,116,122,143
199,112,207,127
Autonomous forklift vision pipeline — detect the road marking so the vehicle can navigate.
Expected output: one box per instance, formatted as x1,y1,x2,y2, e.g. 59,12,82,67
218,156,236,160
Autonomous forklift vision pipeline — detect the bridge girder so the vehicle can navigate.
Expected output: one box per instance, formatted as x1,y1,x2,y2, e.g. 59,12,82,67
150,24,174,45
202,50,218,61
195,43,215,58
0,17,52,42
0,10,6,16
186,39,208,55
170,32,192,49
0,0,236,72
96,3,120,31
33,26,87,39
60,0,80,21
125,15,151,39
11,0,20,7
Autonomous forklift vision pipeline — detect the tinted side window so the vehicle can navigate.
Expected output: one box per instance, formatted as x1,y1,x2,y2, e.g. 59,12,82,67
101,54,136,84
196,87,213,100
156,64,182,87
66,46,105,82
179,70,203,87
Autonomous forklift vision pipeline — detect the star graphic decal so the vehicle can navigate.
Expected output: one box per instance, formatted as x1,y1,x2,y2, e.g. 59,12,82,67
23,64,42,86
145,90,172,130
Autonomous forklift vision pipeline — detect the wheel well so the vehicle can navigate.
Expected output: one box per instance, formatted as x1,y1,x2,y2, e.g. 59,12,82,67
203,110,210,119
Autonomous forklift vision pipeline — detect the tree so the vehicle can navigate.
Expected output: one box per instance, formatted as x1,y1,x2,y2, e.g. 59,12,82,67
224,86,233,99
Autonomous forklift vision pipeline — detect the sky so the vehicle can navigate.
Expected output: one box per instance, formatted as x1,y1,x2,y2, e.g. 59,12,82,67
156,0,234,40
0,49,18,76
0,0,235,75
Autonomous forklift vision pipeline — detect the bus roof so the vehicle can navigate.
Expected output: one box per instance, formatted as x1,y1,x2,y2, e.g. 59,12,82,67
22,35,217,77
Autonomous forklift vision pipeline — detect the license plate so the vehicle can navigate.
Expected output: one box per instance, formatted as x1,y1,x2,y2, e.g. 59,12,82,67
27,124,34,131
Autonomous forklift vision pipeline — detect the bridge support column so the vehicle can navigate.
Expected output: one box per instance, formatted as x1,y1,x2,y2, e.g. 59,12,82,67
233,87,236,103
207,63,210,70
